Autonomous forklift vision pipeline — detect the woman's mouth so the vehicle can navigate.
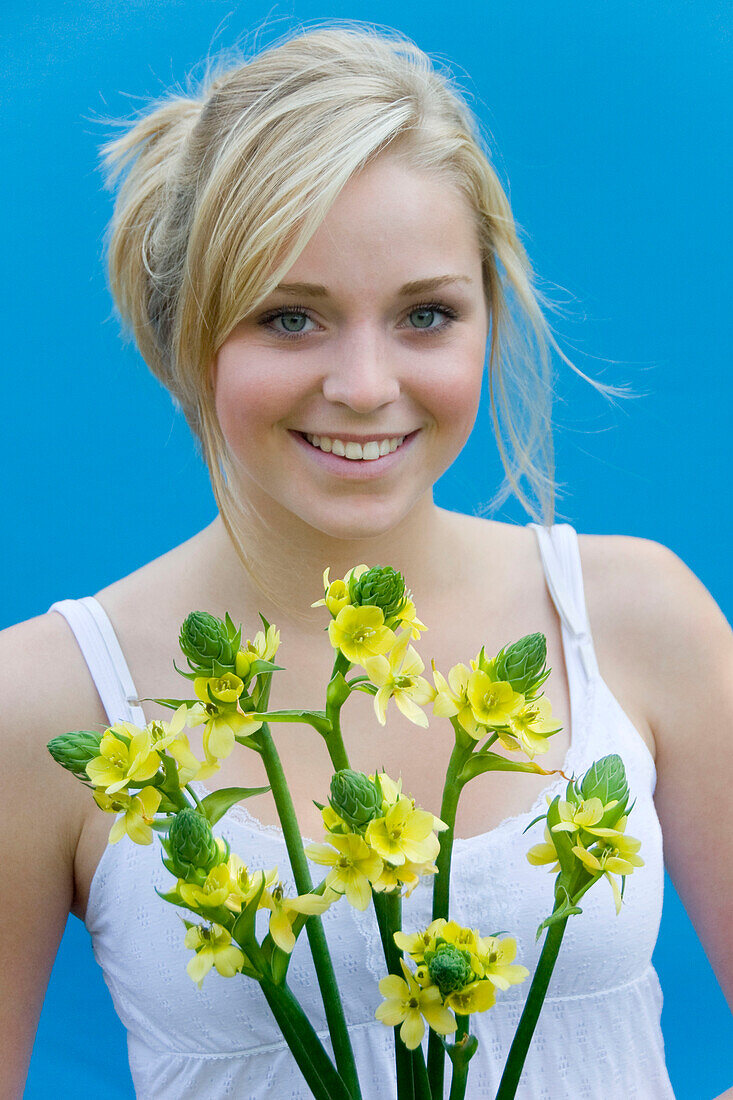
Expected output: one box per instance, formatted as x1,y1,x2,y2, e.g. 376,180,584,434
288,429,420,478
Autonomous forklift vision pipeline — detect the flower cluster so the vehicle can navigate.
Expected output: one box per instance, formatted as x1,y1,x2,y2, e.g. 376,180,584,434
306,769,447,905
375,919,529,1049
159,806,339,984
432,633,562,757
526,754,644,914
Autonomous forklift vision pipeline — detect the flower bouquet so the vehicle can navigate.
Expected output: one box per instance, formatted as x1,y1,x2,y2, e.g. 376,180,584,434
48,563,643,1099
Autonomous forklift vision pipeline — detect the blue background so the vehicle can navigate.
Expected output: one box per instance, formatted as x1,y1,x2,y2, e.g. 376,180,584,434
3,1,731,1097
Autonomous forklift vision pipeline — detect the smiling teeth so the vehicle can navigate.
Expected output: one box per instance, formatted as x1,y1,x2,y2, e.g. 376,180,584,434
305,434,406,460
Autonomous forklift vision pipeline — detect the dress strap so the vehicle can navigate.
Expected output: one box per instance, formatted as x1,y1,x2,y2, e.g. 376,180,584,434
525,523,600,682
48,597,147,728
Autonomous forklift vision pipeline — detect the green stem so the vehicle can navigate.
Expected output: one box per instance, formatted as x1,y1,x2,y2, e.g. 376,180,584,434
184,783,203,810
495,916,569,1099
256,716,361,1100
372,891,414,1100
324,650,353,771
260,980,348,1100
427,728,474,1097
447,1016,472,1100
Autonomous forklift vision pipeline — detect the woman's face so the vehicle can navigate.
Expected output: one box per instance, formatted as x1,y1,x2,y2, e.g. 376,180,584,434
213,153,489,541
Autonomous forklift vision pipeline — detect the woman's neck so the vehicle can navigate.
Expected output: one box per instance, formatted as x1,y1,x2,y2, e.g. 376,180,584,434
198,495,462,633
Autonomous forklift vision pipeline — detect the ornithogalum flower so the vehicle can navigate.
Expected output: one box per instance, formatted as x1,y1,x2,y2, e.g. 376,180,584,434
526,824,561,873
365,796,445,866
375,959,457,1049
327,605,396,665
312,565,369,616
362,630,436,728
551,797,610,834
393,596,427,640
85,727,160,795
235,624,281,679
144,704,188,753
184,922,245,987
93,785,162,845
187,676,263,760
475,936,530,990
166,733,220,785
262,884,338,952
305,833,383,910
223,856,278,913
572,831,644,913
466,670,524,730
444,979,496,1015
502,695,563,758
178,864,232,909
431,661,479,736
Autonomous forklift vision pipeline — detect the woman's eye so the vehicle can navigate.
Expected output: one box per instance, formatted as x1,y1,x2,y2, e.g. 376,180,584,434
405,304,458,333
262,309,317,338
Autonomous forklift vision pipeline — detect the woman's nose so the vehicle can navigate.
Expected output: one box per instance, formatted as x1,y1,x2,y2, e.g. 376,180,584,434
320,327,401,413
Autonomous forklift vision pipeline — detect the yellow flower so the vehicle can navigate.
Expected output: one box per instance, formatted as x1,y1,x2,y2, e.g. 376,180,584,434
466,670,524,730
394,919,448,962
224,857,278,913
86,727,160,795
375,959,457,1049
372,858,438,897
178,864,232,909
144,704,189,752
362,630,436,728
475,936,529,990
365,796,442,867
369,772,403,808
184,922,245,988
262,883,339,953
503,695,563,758
188,677,263,760
235,625,282,678
551,797,608,834
93,785,162,845
327,605,396,665
526,824,561,873
311,565,369,615
305,833,383,910
444,979,496,1015
431,661,480,737
394,597,428,640
571,832,644,913
166,733,221,785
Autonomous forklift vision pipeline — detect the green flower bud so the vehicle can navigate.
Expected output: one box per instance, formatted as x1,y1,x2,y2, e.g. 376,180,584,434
168,808,220,879
329,769,382,830
179,611,242,675
426,942,473,995
491,633,549,696
349,566,406,619
47,730,103,781
579,755,630,820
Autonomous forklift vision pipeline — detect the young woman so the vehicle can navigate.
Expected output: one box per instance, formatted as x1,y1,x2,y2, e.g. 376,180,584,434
3,23,731,1100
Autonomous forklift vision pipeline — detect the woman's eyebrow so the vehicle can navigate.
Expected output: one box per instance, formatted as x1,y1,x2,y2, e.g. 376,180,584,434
274,275,473,298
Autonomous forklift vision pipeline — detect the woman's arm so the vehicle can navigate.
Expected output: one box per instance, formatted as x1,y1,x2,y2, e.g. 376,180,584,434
630,539,733,1013
590,535,733,1098
0,614,96,1098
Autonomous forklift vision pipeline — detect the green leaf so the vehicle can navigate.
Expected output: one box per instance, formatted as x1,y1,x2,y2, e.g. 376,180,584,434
459,751,561,786
200,785,271,826
149,696,194,710
247,658,284,677
258,611,272,633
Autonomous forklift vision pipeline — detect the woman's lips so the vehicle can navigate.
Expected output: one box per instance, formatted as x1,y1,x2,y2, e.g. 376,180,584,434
288,429,420,478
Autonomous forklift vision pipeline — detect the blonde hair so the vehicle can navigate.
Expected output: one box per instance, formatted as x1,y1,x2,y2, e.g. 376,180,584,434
100,20,630,597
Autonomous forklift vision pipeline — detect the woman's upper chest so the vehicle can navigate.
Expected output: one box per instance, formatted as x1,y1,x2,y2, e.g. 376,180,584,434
72,523,654,914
